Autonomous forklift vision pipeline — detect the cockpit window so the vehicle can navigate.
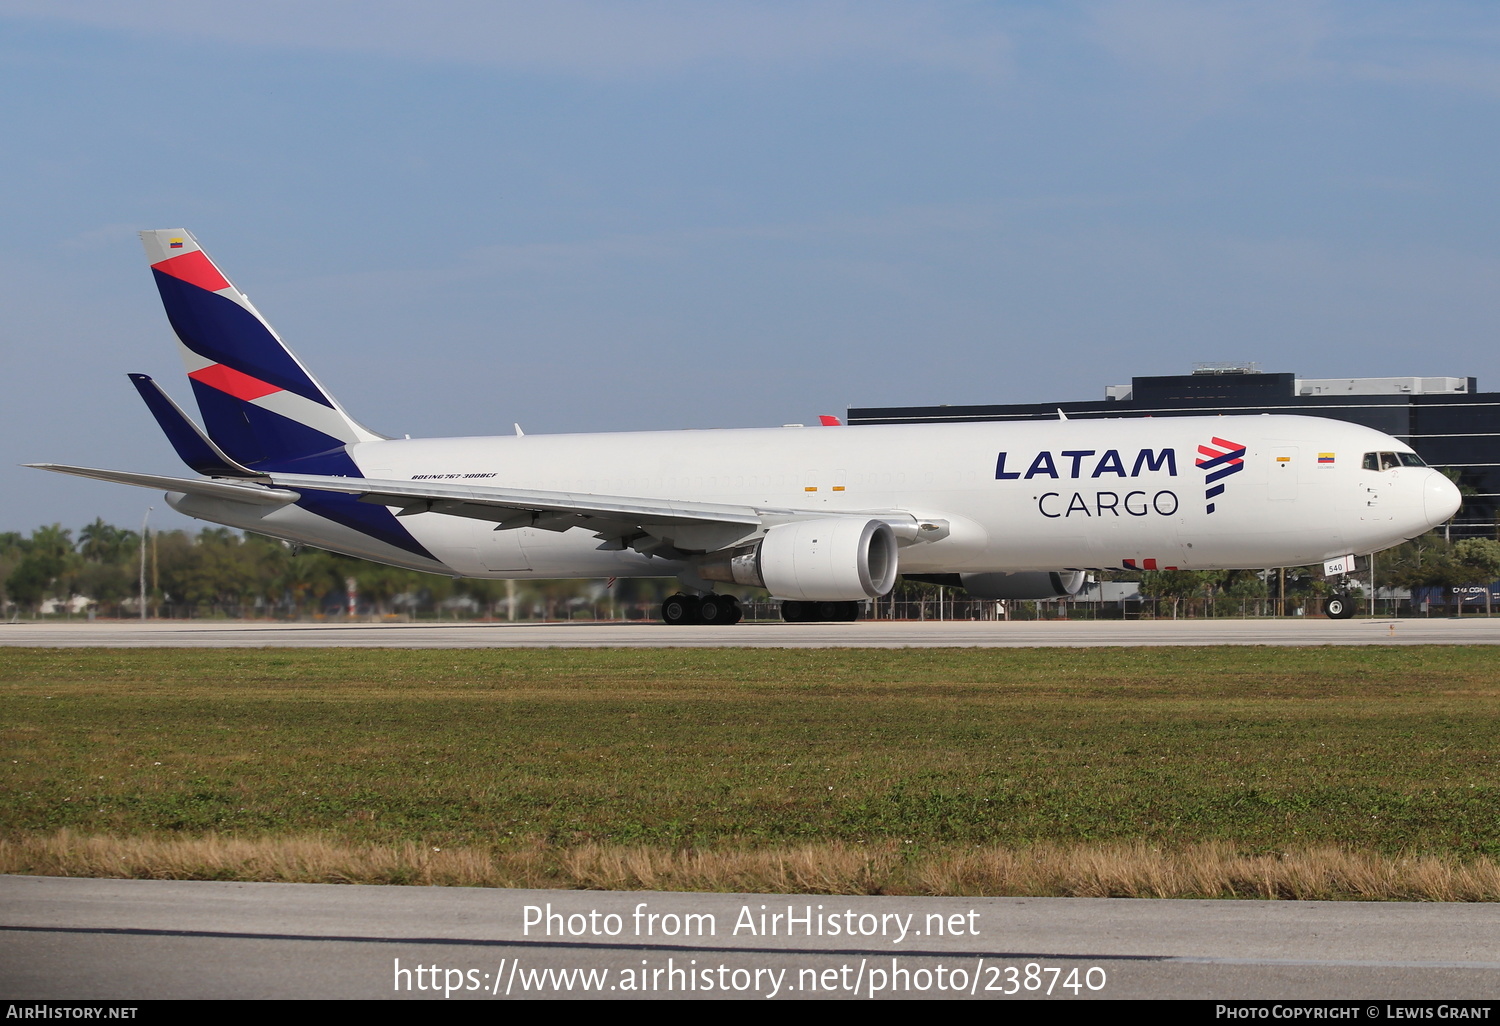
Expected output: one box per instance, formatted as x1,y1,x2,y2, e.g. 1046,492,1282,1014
1363,451,1423,471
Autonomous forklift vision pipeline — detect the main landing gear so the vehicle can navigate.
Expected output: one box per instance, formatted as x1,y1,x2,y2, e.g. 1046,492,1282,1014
780,600,861,622
658,595,866,624
661,593,744,625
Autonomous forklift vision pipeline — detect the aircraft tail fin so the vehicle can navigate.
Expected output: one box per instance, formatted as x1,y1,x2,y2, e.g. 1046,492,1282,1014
139,229,384,470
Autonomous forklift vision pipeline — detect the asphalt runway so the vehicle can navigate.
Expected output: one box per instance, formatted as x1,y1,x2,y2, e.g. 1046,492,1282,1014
2,617,1498,647
4,876,1498,1000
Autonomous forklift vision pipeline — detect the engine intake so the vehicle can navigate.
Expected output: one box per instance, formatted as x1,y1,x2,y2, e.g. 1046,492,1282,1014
699,518,899,601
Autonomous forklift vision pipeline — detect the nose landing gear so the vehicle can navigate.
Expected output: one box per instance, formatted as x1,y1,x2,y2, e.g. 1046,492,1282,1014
1324,593,1355,619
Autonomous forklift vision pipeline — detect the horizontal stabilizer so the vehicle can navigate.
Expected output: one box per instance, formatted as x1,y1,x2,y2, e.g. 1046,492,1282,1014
25,464,300,506
128,373,261,478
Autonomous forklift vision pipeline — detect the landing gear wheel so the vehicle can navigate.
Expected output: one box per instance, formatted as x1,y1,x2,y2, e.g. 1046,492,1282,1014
661,594,701,625
1325,593,1355,619
781,600,860,622
698,595,729,625
725,597,744,625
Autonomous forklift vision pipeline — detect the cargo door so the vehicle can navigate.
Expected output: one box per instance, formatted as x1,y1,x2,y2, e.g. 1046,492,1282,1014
478,519,532,571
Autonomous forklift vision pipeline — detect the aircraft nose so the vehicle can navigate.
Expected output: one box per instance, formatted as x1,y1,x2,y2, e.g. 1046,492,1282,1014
1423,470,1462,529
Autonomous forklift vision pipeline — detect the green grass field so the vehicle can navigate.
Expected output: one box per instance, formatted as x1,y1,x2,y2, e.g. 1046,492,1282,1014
4,646,1499,861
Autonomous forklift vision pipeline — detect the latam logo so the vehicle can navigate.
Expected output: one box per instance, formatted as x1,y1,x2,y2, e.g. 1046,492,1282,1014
1196,436,1246,514
995,448,1176,480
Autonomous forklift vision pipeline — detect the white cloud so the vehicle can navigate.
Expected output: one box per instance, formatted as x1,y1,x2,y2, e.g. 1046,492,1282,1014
0,0,1013,79
1346,54,1500,97
1087,0,1500,101
1086,0,1330,108
58,222,145,251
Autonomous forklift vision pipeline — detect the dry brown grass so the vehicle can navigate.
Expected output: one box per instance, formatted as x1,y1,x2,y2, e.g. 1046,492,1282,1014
7,830,1500,900
908,842,1500,901
0,830,525,887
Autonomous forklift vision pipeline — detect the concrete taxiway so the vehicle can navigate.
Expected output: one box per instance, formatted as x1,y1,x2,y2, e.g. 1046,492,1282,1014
3,875,1498,1000
1,617,1497,647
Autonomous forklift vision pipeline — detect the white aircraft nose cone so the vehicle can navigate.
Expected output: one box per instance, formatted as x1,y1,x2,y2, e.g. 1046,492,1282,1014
1424,471,1462,528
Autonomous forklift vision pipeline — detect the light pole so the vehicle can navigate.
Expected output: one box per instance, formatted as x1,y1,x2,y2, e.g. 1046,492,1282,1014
139,506,153,621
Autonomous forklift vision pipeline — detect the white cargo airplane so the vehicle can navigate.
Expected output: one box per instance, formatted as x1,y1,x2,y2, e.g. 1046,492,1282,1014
30,230,1461,623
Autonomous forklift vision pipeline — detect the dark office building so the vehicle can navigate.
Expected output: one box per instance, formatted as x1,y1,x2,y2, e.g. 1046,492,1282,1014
848,366,1499,537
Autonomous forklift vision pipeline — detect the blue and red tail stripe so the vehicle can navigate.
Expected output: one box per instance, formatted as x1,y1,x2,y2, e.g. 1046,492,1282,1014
140,229,431,562
187,362,282,402
150,256,334,409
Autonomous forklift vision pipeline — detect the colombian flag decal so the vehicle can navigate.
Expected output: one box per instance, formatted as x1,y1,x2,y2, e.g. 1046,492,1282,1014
169,238,184,249
1318,453,1336,464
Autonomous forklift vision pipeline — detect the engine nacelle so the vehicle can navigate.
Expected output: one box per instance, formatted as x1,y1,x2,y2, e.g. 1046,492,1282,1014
698,518,899,601
960,571,1085,599
907,571,1086,599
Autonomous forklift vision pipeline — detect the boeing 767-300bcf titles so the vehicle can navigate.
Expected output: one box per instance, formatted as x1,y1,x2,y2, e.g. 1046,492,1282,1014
29,230,1461,623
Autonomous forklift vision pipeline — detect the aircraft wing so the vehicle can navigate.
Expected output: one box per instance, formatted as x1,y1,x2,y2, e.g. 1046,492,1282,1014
266,472,933,555
269,472,765,525
266,471,785,554
26,464,932,556
26,464,299,505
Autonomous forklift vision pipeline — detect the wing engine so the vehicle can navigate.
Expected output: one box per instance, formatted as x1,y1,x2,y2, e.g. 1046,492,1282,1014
696,518,899,601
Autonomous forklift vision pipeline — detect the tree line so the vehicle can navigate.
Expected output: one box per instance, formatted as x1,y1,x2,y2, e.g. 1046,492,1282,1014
1133,534,1500,617
3,520,1497,620
0,520,674,620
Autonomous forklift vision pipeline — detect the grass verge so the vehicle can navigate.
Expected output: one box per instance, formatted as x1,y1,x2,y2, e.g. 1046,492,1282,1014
4,646,1500,897
10,831,1500,900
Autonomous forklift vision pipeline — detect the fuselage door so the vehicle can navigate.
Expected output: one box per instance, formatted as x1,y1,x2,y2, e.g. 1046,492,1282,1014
479,520,532,571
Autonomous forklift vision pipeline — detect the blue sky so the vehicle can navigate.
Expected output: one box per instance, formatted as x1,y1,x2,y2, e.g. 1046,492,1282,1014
4,1,1499,532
